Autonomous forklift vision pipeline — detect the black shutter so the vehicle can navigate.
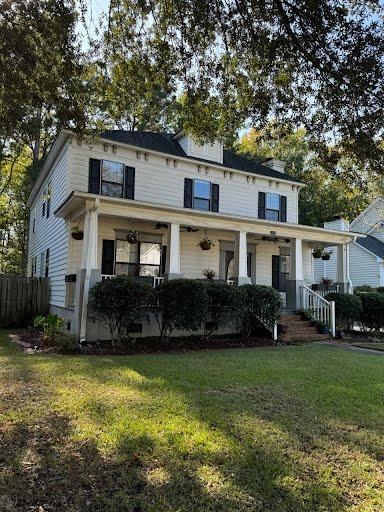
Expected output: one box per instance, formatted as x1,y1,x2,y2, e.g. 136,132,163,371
211,183,219,212
89,159,101,194
184,178,193,208
272,255,280,290
258,192,266,219
124,166,135,199
280,195,287,222
101,240,115,275
161,245,167,275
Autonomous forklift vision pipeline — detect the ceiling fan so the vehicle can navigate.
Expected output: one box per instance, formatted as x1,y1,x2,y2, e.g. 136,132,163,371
154,223,168,229
253,235,290,244
181,225,199,232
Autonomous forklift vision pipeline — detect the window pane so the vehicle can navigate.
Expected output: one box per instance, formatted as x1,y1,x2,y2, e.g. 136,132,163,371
116,240,138,263
266,193,280,210
194,198,210,211
265,209,279,221
194,180,211,199
102,160,124,184
139,265,159,277
102,182,123,197
140,243,161,265
115,263,137,275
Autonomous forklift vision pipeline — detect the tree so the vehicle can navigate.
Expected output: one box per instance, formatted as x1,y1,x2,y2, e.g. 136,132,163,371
104,0,384,173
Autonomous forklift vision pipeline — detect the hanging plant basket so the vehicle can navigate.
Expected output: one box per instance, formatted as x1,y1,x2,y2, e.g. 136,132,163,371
71,227,84,240
127,230,139,244
198,237,215,251
321,251,332,261
312,248,322,259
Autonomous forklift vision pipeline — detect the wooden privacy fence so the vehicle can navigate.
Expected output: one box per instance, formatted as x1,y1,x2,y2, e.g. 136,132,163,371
0,276,50,328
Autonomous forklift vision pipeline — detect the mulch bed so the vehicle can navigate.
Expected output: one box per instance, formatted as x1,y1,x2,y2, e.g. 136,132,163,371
78,335,276,355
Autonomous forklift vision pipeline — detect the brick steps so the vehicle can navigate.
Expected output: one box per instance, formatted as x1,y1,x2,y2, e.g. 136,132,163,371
278,312,330,342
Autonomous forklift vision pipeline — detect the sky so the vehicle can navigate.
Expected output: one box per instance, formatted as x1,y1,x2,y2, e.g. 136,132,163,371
77,0,108,48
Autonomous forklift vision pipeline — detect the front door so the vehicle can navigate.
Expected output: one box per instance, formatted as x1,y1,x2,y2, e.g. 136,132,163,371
272,255,280,290
272,254,290,291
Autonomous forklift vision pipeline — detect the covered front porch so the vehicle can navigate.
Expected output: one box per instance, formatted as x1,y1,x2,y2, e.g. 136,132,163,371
56,193,357,340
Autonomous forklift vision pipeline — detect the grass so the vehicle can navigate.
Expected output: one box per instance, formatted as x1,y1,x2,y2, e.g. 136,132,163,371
0,331,383,512
351,342,384,352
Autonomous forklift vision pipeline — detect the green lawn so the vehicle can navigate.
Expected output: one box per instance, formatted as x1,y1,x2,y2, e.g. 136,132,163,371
1,332,383,512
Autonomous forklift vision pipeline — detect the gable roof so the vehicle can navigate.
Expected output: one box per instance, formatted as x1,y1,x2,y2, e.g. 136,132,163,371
100,130,302,184
350,197,384,231
356,234,384,259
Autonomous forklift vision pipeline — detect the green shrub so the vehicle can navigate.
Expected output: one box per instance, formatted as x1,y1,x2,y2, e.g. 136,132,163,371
325,293,362,330
376,286,384,294
354,285,376,294
359,292,384,332
204,282,237,339
237,285,282,338
56,334,78,353
33,314,64,345
89,276,152,345
152,279,208,340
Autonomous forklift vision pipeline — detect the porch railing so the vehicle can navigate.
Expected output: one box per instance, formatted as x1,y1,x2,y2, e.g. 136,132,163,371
302,284,335,337
101,275,164,288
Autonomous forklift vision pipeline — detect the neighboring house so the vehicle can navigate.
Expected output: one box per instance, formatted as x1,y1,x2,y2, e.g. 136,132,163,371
314,199,384,289
26,130,357,340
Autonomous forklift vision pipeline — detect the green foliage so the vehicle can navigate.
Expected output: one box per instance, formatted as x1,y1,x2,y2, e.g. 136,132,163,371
359,293,384,332
55,333,78,354
152,279,208,340
89,277,152,345
105,1,384,173
33,314,64,345
325,293,362,331
237,285,282,338
204,282,237,339
354,285,377,294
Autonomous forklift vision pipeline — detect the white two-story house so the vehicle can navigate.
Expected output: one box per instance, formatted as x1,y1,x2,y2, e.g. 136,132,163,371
27,130,358,340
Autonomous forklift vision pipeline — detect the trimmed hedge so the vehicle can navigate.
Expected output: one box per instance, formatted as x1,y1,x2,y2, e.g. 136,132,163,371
325,293,362,331
90,278,282,342
237,285,282,338
359,292,384,332
89,276,152,345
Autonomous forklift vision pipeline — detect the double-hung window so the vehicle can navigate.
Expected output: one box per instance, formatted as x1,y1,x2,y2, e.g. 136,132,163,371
89,158,135,200
265,193,280,221
101,160,125,197
194,180,211,211
114,237,161,277
184,178,220,212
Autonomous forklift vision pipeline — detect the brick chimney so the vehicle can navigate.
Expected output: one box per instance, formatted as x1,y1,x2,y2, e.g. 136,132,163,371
264,158,286,174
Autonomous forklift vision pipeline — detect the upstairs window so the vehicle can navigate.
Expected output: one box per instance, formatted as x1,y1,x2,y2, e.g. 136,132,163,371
88,158,135,200
42,189,46,217
46,183,52,218
265,193,280,221
101,160,124,197
258,192,287,222
184,178,219,212
194,180,211,211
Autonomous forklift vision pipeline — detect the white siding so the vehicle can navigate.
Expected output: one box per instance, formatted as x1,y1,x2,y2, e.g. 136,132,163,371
351,198,384,234
313,248,338,283
68,141,300,224
349,243,381,288
370,224,384,243
27,147,70,307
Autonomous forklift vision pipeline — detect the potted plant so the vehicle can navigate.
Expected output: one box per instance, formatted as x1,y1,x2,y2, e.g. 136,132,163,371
127,230,139,244
313,248,322,258
203,268,216,280
321,277,333,290
317,322,329,334
71,226,84,240
321,250,332,261
198,237,215,251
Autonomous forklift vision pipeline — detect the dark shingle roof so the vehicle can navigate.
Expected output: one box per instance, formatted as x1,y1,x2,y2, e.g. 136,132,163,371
356,235,384,259
100,130,302,184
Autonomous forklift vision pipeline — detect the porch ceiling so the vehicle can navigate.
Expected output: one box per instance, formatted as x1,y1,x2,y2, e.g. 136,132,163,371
55,191,363,245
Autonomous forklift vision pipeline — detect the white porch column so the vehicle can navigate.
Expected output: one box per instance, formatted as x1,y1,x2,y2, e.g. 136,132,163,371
286,238,303,310
233,231,251,285
164,223,182,279
78,199,100,341
336,243,349,293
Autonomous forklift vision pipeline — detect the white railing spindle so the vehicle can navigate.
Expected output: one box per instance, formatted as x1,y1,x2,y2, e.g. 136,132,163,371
301,284,335,338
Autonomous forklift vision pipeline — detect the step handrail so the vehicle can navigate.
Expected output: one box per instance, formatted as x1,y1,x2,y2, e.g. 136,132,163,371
301,284,335,337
